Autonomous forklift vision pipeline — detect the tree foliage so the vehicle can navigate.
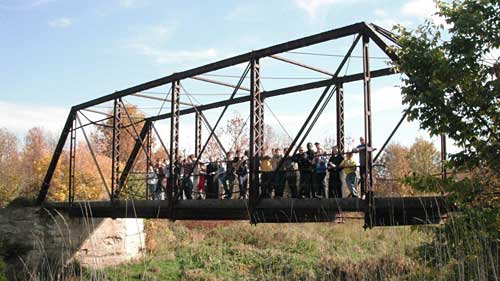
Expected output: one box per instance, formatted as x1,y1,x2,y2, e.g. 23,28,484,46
0,129,21,207
394,0,500,172
91,105,147,165
394,1,500,279
378,139,440,196
408,137,440,175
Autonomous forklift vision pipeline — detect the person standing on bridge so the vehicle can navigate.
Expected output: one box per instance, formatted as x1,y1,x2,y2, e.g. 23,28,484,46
327,146,344,198
223,151,237,199
155,158,165,199
340,152,359,198
179,156,194,200
282,146,299,198
260,154,273,198
298,143,315,198
235,150,249,199
190,155,202,199
271,148,285,198
352,137,376,198
146,165,159,200
205,156,219,199
313,148,328,198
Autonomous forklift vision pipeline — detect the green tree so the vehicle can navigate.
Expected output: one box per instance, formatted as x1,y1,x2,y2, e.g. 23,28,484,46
395,0,500,172
0,128,21,207
378,143,411,196
394,0,499,279
408,137,440,175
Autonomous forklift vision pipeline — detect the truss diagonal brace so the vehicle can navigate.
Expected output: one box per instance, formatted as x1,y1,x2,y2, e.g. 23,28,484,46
186,64,251,180
36,109,76,204
118,119,152,193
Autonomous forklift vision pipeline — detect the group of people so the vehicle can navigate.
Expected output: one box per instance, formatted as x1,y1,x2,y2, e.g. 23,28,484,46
145,137,374,201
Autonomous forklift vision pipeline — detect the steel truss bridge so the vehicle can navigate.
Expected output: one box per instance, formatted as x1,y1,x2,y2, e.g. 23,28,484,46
37,22,453,227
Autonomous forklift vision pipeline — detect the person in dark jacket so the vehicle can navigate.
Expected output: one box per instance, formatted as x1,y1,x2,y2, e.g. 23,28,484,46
298,143,315,198
235,150,249,199
282,146,299,198
352,137,376,197
205,156,219,199
180,155,194,200
271,148,285,198
223,151,237,199
328,146,344,198
313,148,328,198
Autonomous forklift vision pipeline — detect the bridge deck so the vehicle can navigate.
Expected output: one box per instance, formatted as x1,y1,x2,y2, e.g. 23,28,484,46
42,196,453,226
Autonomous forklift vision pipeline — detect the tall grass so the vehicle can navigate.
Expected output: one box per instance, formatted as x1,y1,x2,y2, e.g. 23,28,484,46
1,205,498,280
93,220,431,280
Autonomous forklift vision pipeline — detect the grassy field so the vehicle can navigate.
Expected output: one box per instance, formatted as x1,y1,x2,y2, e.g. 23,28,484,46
85,219,432,280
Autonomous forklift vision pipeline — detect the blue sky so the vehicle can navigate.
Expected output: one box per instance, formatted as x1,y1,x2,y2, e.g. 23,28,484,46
0,0,450,153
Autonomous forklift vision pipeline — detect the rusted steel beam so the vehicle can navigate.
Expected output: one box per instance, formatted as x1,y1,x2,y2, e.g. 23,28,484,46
42,196,452,225
168,81,181,214
132,93,198,107
74,22,365,110
270,54,335,76
363,23,400,62
336,83,345,153
249,58,263,221
76,114,112,199
148,68,394,122
82,108,113,117
373,111,408,163
36,109,75,204
191,76,251,91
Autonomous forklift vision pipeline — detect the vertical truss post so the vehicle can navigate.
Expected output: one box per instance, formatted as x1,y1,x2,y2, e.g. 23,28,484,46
68,116,77,204
168,80,181,219
111,99,122,200
146,124,152,200
336,83,345,153
362,34,375,228
37,109,75,204
195,112,202,157
440,134,447,180
249,59,263,223
362,34,373,194
147,124,152,167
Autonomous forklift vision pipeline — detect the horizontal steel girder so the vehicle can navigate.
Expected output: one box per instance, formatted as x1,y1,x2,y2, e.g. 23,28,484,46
42,196,452,225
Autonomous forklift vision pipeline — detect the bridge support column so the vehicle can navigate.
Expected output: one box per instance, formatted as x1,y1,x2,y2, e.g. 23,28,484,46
195,112,202,157
111,99,122,200
362,34,375,228
336,83,345,153
168,80,181,219
68,115,77,205
249,59,264,223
